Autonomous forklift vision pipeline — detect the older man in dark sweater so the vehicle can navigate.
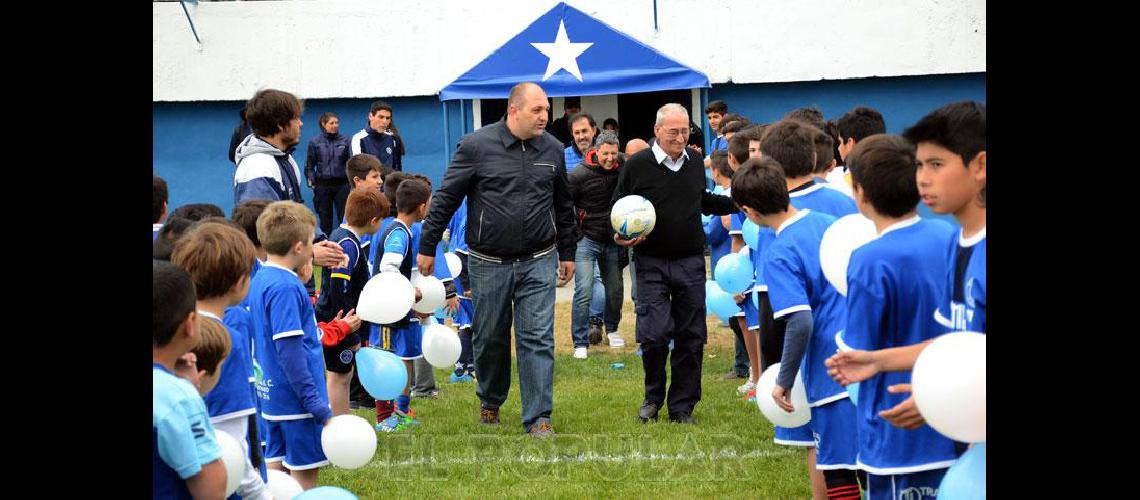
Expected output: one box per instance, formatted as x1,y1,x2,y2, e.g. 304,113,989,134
612,103,738,424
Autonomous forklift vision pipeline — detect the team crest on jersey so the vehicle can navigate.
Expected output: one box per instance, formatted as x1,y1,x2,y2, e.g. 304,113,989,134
965,278,976,308
899,486,937,500
339,349,354,364
386,146,393,155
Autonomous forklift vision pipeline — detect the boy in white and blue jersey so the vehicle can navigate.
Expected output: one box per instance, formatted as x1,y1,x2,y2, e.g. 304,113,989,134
731,156,863,500
447,197,477,382
153,260,227,500
374,178,433,433
247,201,331,491
826,102,987,436
842,135,960,499
171,221,275,500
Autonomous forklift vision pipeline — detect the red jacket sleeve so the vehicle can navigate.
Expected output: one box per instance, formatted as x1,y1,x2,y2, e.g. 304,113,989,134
319,320,351,347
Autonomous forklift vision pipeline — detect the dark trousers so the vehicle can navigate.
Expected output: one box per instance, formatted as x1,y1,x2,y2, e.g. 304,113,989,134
634,253,707,417
729,319,750,377
313,180,351,237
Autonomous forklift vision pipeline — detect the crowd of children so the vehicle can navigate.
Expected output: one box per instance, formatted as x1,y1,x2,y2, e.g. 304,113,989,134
153,93,984,498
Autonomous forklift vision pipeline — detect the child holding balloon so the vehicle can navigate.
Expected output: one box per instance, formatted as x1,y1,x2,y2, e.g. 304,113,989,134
730,156,862,500
833,134,960,499
246,201,332,490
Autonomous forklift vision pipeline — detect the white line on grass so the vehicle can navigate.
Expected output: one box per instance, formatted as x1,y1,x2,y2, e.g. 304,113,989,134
368,448,796,468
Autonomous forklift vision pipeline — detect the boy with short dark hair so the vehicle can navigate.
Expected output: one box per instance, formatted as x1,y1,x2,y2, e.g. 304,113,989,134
170,203,226,223
374,179,433,432
153,260,227,499
153,217,196,261
731,157,862,500
705,100,729,152
839,134,959,499
761,119,858,218
314,189,389,415
247,201,330,490
154,175,168,241
835,106,887,162
345,153,389,195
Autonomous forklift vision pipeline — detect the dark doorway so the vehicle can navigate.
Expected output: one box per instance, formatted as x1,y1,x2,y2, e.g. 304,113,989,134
479,98,555,128
617,89,692,146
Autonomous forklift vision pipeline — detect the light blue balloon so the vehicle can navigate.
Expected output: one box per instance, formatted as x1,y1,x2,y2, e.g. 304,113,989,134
706,282,741,322
714,253,753,294
355,347,408,401
295,486,358,500
938,443,986,499
742,219,760,248
847,382,860,406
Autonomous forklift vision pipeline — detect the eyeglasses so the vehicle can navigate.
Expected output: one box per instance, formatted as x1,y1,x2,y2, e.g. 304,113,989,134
660,127,690,138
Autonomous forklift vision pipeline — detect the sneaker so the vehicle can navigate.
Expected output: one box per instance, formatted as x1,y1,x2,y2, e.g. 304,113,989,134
411,389,440,399
588,318,604,345
449,372,474,383
480,407,500,425
606,332,626,348
528,421,555,438
737,379,757,396
375,414,412,433
573,347,588,359
396,407,419,425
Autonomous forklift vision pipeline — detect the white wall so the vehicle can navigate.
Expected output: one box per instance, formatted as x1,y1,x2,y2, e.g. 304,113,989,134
153,0,985,102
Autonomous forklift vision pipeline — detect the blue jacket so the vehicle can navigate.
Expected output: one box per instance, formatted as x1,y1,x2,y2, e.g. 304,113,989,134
305,132,351,183
350,127,402,171
233,135,304,205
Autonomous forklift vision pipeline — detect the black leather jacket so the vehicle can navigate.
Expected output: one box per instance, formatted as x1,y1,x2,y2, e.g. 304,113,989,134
568,148,621,244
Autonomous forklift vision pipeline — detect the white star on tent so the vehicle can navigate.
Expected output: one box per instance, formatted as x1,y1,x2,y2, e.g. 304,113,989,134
530,20,593,82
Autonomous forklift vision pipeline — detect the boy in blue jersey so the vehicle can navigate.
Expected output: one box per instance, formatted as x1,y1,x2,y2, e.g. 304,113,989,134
374,178,434,433
827,101,986,432
445,197,477,382
171,221,275,500
314,189,389,416
722,135,763,393
761,119,859,219
153,260,228,500
731,157,862,500
247,201,331,490
837,135,960,499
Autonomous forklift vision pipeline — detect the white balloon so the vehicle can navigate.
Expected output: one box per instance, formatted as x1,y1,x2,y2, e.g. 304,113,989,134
266,469,304,500
755,362,812,428
444,252,463,277
819,214,878,296
912,331,986,443
411,274,446,313
357,272,414,324
610,195,657,239
320,415,379,469
422,323,462,368
214,430,245,497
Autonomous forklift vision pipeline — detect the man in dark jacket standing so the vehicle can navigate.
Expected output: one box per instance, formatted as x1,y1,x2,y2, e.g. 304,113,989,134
351,100,403,171
305,112,352,237
612,103,737,425
567,130,626,358
417,82,577,437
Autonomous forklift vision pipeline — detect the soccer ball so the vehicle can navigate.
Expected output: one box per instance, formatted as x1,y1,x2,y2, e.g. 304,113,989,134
611,195,657,239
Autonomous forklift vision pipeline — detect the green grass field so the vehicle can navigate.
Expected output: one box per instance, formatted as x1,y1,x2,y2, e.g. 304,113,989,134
316,295,814,499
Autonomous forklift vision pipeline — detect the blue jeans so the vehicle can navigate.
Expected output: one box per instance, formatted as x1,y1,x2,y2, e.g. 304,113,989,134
469,250,557,431
589,263,605,319
572,237,625,348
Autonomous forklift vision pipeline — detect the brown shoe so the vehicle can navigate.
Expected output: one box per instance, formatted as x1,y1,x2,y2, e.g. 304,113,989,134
480,407,500,425
528,421,555,438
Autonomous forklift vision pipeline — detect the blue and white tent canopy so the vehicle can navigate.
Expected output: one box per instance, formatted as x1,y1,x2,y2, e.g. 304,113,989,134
439,2,709,100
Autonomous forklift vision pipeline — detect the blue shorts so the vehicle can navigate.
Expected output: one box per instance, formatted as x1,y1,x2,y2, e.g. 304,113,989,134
808,398,859,470
741,294,759,330
867,468,948,500
774,423,815,447
378,323,423,360
455,297,474,330
263,418,329,471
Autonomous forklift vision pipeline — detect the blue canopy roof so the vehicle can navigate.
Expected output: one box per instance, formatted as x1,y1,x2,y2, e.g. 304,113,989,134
439,2,709,100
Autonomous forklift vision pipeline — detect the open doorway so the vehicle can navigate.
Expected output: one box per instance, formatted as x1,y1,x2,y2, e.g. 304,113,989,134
479,98,555,128
617,89,694,147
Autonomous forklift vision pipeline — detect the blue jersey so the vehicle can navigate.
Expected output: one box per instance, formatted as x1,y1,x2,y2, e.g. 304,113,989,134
763,209,846,405
935,228,986,333
789,182,859,218
248,263,329,420
844,217,959,473
704,207,731,280
447,198,469,255
314,225,371,323
153,363,221,499
200,312,256,423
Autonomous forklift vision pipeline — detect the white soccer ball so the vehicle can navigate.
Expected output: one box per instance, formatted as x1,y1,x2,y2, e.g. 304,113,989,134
422,322,462,368
356,272,415,324
755,363,812,428
610,195,657,239
912,331,987,443
410,273,446,313
266,469,304,499
320,414,378,469
214,430,245,497
819,214,878,296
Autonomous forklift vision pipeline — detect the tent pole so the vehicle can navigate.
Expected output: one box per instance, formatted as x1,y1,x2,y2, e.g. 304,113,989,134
700,88,710,151
441,101,450,163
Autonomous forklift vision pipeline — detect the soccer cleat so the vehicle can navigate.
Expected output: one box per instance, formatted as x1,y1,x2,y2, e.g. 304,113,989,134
375,414,408,433
573,347,588,359
737,379,757,396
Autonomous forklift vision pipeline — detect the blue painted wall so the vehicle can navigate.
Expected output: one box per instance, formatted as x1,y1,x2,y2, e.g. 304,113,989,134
153,72,984,219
